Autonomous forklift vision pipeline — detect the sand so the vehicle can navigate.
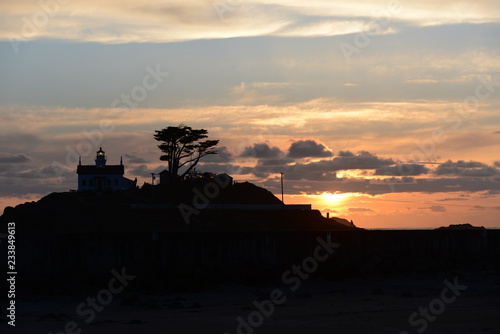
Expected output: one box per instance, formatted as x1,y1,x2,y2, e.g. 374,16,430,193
4,273,500,334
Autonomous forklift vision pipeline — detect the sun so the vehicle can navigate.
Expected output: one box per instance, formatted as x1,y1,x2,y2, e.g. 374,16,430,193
320,192,352,204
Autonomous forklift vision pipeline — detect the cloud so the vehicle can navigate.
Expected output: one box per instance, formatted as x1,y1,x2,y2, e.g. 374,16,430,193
195,163,251,175
383,176,415,184
1,1,499,43
278,176,500,196
0,101,499,212
128,164,164,178
404,79,440,84
287,140,333,158
240,143,284,159
375,163,429,176
247,150,394,180
437,197,468,201
230,82,286,104
0,161,76,198
348,207,373,212
439,160,488,168
202,146,233,163
338,151,354,157
274,19,377,38
124,153,149,164
329,151,394,170
0,152,31,163
429,205,446,212
321,208,339,213
435,160,499,177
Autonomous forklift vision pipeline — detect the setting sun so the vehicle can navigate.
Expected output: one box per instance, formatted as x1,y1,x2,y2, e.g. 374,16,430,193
320,192,353,204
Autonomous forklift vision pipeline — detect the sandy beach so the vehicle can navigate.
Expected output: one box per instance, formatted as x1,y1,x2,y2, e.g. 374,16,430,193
4,272,500,334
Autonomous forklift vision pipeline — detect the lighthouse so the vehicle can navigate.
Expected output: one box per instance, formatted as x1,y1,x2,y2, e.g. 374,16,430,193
76,147,136,192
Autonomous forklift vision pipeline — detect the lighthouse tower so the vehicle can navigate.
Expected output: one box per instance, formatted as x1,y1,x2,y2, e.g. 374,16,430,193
76,147,136,192
95,147,106,168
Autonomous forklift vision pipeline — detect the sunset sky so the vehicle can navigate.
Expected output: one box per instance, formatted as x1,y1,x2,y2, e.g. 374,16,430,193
1,1,499,228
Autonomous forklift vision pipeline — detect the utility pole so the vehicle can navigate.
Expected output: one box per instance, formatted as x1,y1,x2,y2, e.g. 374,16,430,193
280,172,284,204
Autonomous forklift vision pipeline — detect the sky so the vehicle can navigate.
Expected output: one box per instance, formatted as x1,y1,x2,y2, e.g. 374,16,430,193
0,0,499,228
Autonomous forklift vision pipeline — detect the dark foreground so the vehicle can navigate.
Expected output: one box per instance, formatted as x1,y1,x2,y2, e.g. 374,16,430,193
4,274,500,334
1,230,500,333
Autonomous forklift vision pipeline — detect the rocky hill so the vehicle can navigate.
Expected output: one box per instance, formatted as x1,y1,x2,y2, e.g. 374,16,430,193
0,182,359,232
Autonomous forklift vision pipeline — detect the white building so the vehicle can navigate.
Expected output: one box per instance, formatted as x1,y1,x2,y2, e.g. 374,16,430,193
77,147,136,192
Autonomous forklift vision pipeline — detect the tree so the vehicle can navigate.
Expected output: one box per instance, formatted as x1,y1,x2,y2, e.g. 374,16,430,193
154,124,219,183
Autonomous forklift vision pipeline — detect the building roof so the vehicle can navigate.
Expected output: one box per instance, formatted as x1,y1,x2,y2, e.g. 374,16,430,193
77,165,124,175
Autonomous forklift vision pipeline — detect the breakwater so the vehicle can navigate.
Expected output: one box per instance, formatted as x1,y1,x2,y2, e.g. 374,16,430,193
10,230,500,293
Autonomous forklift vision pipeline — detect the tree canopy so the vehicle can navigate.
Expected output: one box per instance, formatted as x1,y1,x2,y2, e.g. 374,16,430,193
154,124,219,183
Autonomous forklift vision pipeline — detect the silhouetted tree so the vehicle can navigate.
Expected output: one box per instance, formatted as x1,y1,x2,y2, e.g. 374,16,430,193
154,124,219,183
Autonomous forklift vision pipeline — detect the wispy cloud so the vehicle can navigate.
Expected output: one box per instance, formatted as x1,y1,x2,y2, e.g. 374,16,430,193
2,1,499,43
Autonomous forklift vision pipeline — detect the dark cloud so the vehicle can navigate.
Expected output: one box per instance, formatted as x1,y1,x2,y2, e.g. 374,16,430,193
287,140,332,158
383,178,500,195
0,164,29,173
437,197,468,201
0,162,76,197
435,160,499,177
494,161,500,168
240,143,284,159
128,164,164,178
0,152,31,163
375,163,429,176
439,160,487,168
0,134,40,148
321,208,339,213
285,170,339,182
348,207,373,212
430,205,446,212
330,151,394,170
0,163,74,181
338,151,355,157
383,176,415,184
288,151,394,176
279,176,500,196
196,163,249,175
246,150,394,180
123,153,149,164
13,168,58,179
202,146,233,163
460,167,498,177
257,158,293,167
